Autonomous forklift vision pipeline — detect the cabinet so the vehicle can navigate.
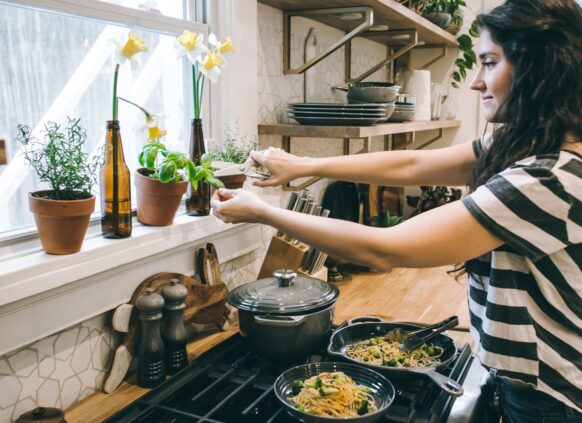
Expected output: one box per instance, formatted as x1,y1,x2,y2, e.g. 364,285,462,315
257,0,461,189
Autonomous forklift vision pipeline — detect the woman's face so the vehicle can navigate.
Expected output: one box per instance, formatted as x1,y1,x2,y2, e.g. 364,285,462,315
470,29,514,123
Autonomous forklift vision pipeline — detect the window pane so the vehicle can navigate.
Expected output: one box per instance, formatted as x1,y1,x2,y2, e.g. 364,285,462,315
0,3,192,235
98,0,187,20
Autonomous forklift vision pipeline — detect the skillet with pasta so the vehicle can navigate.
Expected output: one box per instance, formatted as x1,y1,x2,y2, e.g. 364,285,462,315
289,371,378,417
345,336,444,368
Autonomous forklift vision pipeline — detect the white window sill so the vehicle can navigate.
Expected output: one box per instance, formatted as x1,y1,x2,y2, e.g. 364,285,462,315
0,214,263,355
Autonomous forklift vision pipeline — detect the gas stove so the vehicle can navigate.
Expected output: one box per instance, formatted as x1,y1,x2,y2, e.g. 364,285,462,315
105,332,486,423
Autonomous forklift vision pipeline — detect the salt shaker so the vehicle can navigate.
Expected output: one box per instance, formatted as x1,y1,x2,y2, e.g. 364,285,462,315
136,287,166,387
161,278,189,374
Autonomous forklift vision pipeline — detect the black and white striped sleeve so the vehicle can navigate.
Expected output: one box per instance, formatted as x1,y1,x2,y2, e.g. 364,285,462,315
462,158,578,261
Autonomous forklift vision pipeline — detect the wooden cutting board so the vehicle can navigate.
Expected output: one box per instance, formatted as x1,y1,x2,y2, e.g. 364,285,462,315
103,269,229,393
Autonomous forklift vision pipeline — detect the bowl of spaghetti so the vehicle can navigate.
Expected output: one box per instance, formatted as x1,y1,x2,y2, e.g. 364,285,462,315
273,362,395,422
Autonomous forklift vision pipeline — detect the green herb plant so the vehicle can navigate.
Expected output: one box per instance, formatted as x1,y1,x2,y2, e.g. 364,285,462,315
424,0,465,16
16,117,102,200
452,20,479,88
138,142,224,189
370,211,405,228
207,125,258,165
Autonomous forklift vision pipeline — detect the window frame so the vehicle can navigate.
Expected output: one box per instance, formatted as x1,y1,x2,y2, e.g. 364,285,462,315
0,0,212,243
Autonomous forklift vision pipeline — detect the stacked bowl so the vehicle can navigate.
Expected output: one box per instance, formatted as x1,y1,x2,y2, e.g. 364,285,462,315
386,94,417,122
343,82,399,123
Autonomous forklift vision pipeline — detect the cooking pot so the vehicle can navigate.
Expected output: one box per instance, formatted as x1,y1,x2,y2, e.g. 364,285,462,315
228,269,339,361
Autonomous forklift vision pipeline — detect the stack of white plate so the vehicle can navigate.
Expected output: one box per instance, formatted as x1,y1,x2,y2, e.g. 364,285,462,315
287,103,392,126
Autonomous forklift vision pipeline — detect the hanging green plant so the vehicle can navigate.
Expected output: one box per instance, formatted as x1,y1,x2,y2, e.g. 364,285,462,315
451,19,479,88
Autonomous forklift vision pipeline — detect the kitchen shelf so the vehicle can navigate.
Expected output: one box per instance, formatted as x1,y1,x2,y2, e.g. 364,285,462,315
258,0,457,47
259,119,461,138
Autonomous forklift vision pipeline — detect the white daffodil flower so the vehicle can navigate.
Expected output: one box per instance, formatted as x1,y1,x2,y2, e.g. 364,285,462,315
208,33,235,65
145,115,168,141
197,51,224,83
175,30,208,65
113,32,148,71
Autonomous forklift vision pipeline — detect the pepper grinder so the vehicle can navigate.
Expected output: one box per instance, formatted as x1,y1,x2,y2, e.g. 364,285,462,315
161,278,189,374
136,287,166,388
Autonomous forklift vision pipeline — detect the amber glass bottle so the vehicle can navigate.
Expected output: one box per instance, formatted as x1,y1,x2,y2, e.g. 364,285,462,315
100,120,132,238
185,118,210,216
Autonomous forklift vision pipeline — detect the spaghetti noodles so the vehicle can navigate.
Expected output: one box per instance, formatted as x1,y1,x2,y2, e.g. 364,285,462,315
345,336,444,368
289,371,378,417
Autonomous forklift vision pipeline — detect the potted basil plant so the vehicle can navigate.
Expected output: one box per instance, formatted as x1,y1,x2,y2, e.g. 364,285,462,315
136,141,224,226
17,118,102,254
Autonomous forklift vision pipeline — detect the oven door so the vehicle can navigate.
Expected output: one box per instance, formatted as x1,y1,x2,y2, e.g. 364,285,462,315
448,358,492,422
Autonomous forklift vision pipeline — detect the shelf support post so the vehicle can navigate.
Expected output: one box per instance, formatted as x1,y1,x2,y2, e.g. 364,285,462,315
346,30,418,83
283,7,374,75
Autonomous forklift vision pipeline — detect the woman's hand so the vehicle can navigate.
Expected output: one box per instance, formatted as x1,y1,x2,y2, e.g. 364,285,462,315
250,147,308,187
210,188,270,224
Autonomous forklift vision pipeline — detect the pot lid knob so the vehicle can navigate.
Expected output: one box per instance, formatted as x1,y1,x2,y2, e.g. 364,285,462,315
273,269,297,287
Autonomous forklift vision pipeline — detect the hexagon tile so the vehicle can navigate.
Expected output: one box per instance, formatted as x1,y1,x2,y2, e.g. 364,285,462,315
0,250,264,422
0,313,115,422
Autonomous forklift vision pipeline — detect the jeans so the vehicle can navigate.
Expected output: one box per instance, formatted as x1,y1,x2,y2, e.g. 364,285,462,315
496,377,582,423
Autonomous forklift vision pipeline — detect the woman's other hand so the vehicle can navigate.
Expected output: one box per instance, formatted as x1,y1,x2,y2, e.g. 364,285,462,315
250,147,307,187
210,188,269,224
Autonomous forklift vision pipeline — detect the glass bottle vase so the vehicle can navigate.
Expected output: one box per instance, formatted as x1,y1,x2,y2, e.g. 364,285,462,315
100,120,132,238
185,118,210,216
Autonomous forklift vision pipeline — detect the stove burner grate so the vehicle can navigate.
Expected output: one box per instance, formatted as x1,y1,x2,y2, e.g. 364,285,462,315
105,334,472,423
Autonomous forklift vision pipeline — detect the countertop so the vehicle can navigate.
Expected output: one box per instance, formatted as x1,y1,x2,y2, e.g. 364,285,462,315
65,266,471,422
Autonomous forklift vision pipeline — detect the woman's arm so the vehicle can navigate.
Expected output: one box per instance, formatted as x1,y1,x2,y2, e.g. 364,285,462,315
211,189,502,271
252,141,478,188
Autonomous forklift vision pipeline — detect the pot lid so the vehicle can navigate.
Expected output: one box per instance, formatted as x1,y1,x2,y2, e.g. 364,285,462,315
228,269,339,314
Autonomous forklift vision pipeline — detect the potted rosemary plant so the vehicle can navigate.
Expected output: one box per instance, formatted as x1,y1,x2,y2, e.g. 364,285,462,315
17,118,101,254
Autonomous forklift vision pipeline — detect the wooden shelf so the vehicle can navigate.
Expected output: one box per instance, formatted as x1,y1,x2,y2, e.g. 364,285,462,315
258,0,457,47
259,119,461,138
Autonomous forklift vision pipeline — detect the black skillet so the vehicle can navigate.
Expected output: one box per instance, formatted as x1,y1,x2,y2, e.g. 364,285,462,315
327,317,464,397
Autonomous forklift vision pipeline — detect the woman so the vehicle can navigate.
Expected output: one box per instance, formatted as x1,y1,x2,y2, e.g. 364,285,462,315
211,0,581,420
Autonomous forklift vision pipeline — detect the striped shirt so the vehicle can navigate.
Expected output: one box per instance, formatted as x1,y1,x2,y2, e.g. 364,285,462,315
462,139,582,412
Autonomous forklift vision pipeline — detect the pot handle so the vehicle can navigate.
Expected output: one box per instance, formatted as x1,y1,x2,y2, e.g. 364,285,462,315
420,369,464,397
254,314,307,327
347,316,385,326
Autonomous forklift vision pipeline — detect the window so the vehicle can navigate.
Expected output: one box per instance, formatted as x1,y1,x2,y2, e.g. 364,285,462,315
0,0,206,236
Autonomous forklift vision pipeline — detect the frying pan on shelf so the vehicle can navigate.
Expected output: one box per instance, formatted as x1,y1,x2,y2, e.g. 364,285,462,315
327,316,464,397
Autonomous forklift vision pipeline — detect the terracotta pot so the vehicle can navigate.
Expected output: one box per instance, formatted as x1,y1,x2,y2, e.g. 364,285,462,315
217,173,246,190
29,191,95,255
135,168,188,226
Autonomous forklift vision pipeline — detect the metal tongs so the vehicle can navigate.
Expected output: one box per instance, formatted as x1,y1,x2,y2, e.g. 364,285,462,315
212,156,270,181
386,315,459,353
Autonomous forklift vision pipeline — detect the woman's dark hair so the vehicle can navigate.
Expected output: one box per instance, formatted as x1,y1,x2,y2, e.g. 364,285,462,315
469,0,582,191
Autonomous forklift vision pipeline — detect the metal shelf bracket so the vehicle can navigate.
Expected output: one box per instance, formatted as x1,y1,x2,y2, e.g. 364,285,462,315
346,30,418,83
283,7,374,75
417,44,448,69
281,135,370,191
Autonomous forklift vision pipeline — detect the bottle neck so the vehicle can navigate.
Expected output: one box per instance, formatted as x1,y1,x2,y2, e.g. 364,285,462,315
105,121,126,161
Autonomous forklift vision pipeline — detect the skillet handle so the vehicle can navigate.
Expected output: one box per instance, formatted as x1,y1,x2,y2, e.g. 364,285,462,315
347,316,385,326
424,370,464,397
